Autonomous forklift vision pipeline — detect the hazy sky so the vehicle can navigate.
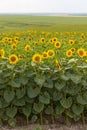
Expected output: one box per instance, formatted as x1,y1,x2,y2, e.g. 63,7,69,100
0,0,87,14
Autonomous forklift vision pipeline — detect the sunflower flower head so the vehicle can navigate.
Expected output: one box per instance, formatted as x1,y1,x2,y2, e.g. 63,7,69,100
34,42,38,46
25,45,30,51
81,33,85,38
40,38,45,43
42,52,48,59
85,51,87,57
32,54,42,63
66,49,73,58
47,50,55,57
11,43,17,50
52,37,58,42
0,49,5,59
9,54,18,64
54,41,61,48
49,38,53,43
71,48,75,53
77,48,85,58
69,40,75,45
18,54,24,60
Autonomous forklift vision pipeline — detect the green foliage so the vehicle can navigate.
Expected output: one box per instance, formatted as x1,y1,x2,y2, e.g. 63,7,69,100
0,62,87,126
4,90,15,103
27,86,41,98
55,103,65,115
72,104,84,116
6,107,17,118
22,105,31,117
33,102,44,113
60,97,72,109
0,27,87,126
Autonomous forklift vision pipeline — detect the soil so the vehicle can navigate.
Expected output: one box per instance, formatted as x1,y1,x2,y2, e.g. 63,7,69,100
0,123,87,130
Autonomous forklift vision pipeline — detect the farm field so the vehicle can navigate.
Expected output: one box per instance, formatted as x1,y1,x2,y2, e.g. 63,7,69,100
0,15,87,32
0,15,87,130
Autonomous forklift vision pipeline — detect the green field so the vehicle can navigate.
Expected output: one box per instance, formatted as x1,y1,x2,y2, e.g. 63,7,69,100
0,15,87,32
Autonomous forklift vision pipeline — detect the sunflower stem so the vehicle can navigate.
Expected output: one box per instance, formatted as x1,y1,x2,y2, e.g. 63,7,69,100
82,111,85,125
40,111,43,125
51,103,54,124
26,116,29,124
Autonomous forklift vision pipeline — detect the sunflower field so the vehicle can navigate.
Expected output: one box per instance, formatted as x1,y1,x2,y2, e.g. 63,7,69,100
0,30,87,126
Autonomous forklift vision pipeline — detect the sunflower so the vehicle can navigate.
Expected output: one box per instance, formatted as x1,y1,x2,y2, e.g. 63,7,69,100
70,48,75,53
14,37,19,41
18,54,24,60
54,41,61,48
77,48,85,58
32,54,42,63
11,43,16,50
81,33,85,38
34,42,38,46
42,52,48,59
25,45,30,51
69,40,75,45
3,37,8,44
47,50,55,57
85,51,87,56
52,37,58,42
8,38,12,43
40,38,45,42
66,50,73,57
0,49,5,59
54,32,58,35
9,54,18,64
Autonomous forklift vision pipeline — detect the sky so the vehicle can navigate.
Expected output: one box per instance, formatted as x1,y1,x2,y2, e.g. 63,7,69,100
0,0,87,14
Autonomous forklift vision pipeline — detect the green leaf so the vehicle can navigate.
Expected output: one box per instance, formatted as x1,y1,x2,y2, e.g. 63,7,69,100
0,109,5,117
33,102,44,113
53,91,63,101
31,115,38,123
0,79,5,84
39,92,50,104
60,97,72,109
20,77,28,85
7,64,14,69
1,98,9,108
22,105,31,117
43,79,53,88
55,81,65,90
16,88,25,99
77,94,87,105
45,105,52,115
55,103,65,115
70,74,82,84
12,98,25,106
25,96,34,103
4,90,15,103
34,76,45,86
0,84,5,89
3,72,11,78
60,74,70,81
6,107,17,118
27,86,40,98
8,118,16,127
66,110,73,118
64,85,81,96
9,80,21,88
73,114,81,122
72,104,84,116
